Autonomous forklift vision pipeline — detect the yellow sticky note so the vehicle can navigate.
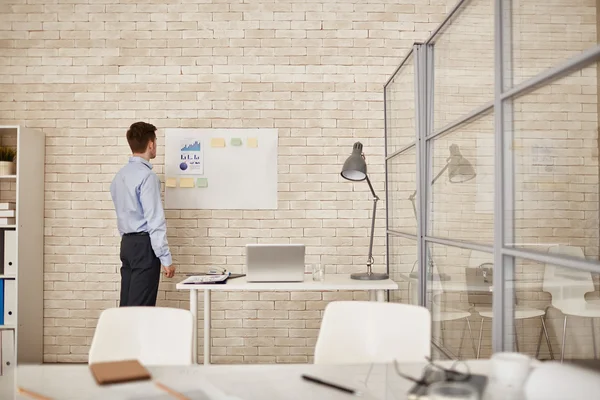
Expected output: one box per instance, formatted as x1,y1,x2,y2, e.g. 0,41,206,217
165,178,177,188
211,138,225,148
247,137,258,148
179,178,195,188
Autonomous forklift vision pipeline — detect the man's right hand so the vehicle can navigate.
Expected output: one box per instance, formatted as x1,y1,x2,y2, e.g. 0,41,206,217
162,265,176,278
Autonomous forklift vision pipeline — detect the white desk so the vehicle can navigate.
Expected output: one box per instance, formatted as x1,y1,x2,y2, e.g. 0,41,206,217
176,274,398,364
397,273,492,293
16,361,496,400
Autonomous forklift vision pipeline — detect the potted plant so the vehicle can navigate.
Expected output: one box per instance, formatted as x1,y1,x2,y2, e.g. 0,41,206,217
0,147,16,175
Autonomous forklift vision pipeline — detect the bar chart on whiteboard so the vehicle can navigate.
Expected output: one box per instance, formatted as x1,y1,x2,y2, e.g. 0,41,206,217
164,128,278,210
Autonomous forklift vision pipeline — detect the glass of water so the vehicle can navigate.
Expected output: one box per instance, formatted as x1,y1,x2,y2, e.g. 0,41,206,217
427,382,478,400
312,264,324,281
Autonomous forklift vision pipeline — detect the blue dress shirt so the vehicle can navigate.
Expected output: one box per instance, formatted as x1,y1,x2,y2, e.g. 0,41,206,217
110,156,173,267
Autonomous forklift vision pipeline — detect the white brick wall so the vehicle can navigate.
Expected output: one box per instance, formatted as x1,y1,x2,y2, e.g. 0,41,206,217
0,0,460,363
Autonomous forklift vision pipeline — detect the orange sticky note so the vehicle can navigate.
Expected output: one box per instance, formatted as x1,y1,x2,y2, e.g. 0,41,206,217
247,137,258,148
165,178,177,188
211,138,225,148
179,178,195,188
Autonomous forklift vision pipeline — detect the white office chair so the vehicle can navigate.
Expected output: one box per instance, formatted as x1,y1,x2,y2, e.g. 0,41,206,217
467,251,552,359
542,245,600,362
89,307,194,365
314,301,431,364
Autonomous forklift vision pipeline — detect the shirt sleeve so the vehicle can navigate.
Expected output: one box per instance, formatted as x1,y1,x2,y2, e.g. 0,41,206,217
109,178,125,237
139,173,173,267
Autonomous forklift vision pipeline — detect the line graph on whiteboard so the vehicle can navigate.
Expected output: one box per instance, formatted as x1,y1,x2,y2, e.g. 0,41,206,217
178,139,204,174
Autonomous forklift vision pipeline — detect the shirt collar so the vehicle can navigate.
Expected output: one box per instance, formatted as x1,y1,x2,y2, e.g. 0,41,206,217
129,156,153,169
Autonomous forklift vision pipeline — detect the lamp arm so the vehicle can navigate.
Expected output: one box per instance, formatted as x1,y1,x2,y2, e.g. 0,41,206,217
406,159,451,275
365,175,379,201
365,176,378,274
407,159,451,218
367,195,378,274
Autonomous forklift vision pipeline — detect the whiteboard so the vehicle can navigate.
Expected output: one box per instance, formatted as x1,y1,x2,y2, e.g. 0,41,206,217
164,128,278,210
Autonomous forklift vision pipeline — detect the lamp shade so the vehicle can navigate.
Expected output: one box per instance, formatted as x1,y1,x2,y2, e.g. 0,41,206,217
341,142,367,181
447,144,476,183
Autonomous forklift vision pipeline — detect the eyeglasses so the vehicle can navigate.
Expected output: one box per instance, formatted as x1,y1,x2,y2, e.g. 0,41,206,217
394,357,472,388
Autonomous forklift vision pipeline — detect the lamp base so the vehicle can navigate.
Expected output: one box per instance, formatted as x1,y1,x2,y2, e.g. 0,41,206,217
350,272,389,280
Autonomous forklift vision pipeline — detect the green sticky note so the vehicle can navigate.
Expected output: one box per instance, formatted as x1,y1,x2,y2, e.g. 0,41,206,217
196,178,208,188
231,138,242,146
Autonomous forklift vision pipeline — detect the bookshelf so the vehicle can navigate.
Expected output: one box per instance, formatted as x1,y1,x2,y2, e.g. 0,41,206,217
0,126,45,399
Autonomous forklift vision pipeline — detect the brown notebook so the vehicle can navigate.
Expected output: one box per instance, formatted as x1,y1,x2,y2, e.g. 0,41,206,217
89,359,152,385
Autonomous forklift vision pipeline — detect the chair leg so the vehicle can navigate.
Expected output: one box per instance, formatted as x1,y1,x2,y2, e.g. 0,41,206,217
476,318,484,359
364,363,374,387
466,318,477,358
458,318,468,359
561,315,568,363
536,307,553,360
535,316,544,358
592,319,597,360
540,315,554,360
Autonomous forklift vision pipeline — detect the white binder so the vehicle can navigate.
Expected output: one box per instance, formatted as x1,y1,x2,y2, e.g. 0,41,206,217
0,330,15,399
3,230,16,276
3,280,16,326
0,329,15,380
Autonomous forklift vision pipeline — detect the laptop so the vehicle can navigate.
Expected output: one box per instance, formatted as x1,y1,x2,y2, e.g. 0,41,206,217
245,244,305,282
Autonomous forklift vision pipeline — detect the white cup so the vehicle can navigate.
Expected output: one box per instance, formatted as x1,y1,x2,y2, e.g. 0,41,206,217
490,352,532,391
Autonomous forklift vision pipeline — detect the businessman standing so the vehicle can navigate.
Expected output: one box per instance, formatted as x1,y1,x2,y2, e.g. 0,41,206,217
110,121,176,307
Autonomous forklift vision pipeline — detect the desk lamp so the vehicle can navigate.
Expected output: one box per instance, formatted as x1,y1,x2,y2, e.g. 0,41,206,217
341,142,389,280
408,144,476,218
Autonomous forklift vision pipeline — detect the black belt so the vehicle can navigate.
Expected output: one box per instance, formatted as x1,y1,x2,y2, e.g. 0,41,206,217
124,232,149,237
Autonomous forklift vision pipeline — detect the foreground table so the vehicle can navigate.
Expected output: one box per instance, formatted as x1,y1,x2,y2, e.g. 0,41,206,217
17,361,493,400
176,274,398,364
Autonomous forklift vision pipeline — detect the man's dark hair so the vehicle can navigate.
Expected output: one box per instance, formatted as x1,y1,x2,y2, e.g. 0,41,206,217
127,121,157,154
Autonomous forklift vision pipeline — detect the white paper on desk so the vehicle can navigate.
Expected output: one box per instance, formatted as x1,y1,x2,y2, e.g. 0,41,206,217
128,390,211,400
126,379,244,400
180,274,228,284
128,391,243,400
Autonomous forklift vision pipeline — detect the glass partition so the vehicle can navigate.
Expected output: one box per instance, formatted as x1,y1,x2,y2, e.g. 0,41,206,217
431,0,494,131
385,0,600,360
511,0,598,87
511,60,599,262
385,52,416,155
429,112,494,245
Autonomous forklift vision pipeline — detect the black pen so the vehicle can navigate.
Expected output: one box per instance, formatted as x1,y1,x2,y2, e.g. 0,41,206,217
301,374,362,396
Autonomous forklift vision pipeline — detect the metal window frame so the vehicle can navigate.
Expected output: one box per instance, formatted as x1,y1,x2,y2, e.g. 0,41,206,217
384,0,600,357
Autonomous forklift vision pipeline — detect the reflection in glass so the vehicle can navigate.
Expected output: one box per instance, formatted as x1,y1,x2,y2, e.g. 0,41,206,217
426,243,489,360
387,149,417,235
430,113,494,244
512,61,599,261
509,255,600,362
385,54,416,154
388,235,418,305
432,0,494,130
511,0,598,87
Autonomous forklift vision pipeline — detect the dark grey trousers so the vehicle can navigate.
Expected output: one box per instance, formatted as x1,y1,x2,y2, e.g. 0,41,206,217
119,232,161,307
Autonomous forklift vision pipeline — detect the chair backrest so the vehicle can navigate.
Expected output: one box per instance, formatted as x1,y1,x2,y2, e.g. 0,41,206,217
313,301,431,365
89,307,194,365
543,245,594,307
